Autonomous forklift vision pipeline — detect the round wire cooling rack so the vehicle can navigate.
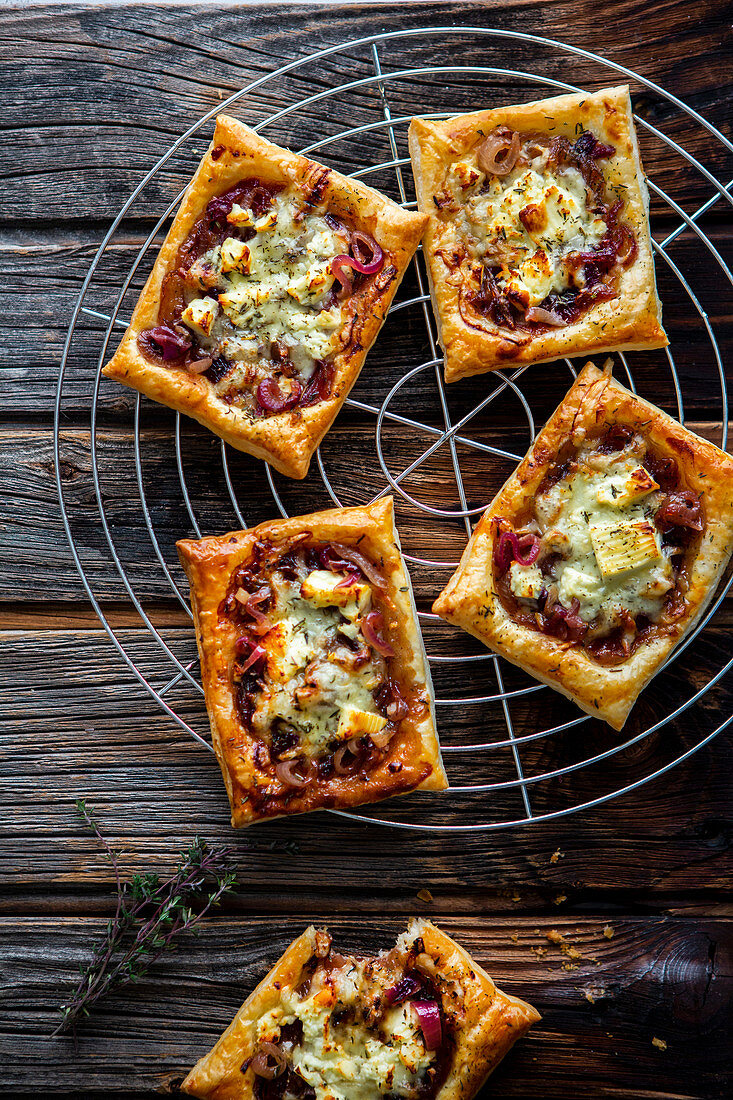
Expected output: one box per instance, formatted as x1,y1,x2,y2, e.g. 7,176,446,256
55,26,733,832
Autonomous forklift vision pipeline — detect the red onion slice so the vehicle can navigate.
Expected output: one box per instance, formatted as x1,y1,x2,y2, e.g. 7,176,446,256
237,643,266,674
385,976,422,1005
257,377,302,414
412,1000,442,1050
276,758,314,788
494,527,541,572
333,738,363,775
476,128,520,176
330,544,387,589
655,491,704,533
525,306,566,327
361,611,395,659
351,230,384,272
250,1042,287,1080
145,323,192,361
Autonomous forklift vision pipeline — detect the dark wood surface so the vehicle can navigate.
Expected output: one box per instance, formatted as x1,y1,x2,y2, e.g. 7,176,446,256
1,1,731,1097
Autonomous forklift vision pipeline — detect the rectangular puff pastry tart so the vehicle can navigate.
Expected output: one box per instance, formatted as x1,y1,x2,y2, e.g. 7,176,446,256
409,86,667,382
433,361,733,730
103,114,427,478
177,497,447,825
183,919,540,1100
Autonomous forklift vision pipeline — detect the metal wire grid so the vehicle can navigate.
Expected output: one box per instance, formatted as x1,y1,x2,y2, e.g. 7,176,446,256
55,27,733,831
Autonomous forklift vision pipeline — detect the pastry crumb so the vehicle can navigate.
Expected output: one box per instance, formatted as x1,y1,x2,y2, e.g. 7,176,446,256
416,888,433,902
546,929,564,944
510,932,519,944
583,986,605,1003
550,848,564,863
603,924,614,938
512,893,521,902
553,894,567,906
652,1037,667,1051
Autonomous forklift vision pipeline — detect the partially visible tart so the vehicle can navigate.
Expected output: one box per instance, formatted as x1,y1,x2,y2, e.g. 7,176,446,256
409,86,667,381
182,920,540,1100
177,497,446,826
433,361,733,729
103,114,427,478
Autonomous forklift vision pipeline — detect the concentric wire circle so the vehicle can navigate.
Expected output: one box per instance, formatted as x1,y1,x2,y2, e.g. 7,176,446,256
55,26,732,830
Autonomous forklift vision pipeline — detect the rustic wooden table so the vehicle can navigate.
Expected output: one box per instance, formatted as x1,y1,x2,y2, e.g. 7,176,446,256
2,1,731,1096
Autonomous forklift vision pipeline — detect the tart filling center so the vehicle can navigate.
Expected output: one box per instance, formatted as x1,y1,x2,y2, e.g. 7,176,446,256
138,179,385,415
442,128,637,331
249,934,447,1100
224,538,409,784
494,428,704,662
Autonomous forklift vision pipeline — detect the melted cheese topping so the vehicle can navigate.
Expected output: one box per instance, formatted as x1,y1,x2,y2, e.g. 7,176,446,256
513,452,674,631
452,157,607,307
182,192,345,387
252,571,385,757
255,961,434,1100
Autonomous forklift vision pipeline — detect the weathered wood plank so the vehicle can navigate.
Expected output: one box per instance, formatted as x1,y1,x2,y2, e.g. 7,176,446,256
0,916,729,1098
1,223,731,420
1,626,730,905
2,1,731,224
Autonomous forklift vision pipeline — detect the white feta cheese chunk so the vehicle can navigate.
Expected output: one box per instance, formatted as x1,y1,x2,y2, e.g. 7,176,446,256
508,562,545,601
180,296,219,338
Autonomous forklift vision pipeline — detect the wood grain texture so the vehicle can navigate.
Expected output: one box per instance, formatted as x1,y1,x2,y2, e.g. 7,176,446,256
1,0,732,1096
1,916,730,1098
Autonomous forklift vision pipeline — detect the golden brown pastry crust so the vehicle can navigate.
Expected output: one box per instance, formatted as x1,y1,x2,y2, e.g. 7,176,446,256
103,114,427,478
433,361,733,729
182,919,540,1100
177,497,446,826
408,86,667,382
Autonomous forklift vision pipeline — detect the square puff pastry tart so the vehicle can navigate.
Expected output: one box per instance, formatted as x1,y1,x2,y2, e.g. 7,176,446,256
103,114,427,478
409,86,667,382
182,919,540,1100
433,361,733,730
177,497,446,826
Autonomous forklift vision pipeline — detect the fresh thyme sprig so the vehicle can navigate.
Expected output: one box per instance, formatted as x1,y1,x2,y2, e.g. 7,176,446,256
54,800,237,1038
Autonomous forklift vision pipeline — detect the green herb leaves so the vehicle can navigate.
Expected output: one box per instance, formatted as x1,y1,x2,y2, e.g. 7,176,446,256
54,800,236,1038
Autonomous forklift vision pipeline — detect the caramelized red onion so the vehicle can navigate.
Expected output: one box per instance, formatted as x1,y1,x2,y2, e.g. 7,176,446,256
330,232,385,292
385,976,422,1005
333,738,363,775
525,305,566,327
257,377,302,413
412,1000,442,1050
494,527,541,572
331,544,387,589
476,127,520,176
362,611,395,658
245,587,272,635
545,596,588,642
144,323,192,361
276,758,315,788
236,643,266,675
655,491,704,533
386,697,409,723
250,1042,287,1080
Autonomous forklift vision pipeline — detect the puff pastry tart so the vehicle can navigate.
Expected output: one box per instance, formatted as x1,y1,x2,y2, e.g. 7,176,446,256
103,114,427,479
433,361,733,730
177,497,446,825
182,919,540,1100
409,86,667,382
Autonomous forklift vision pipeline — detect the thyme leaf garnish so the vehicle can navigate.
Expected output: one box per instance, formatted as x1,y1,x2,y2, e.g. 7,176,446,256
53,800,236,1039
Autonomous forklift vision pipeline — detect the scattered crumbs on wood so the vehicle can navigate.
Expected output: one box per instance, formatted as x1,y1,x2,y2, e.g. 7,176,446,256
512,892,521,902
652,1037,668,1052
545,928,597,966
553,894,567,905
549,848,564,863
416,888,433,903
584,986,605,1003
218,89,223,100
510,932,519,944
603,924,614,938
